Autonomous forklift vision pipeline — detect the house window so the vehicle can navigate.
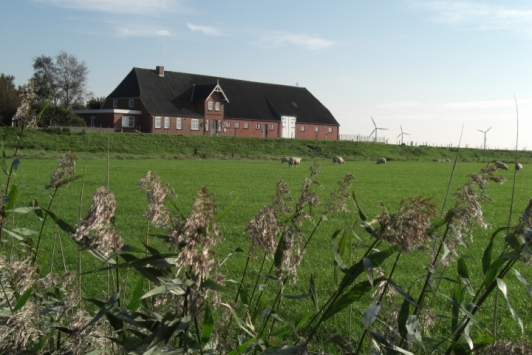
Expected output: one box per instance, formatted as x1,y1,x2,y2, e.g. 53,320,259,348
113,100,118,108
208,101,213,111
205,119,209,131
225,121,231,128
128,99,134,108
234,122,240,128
176,117,182,129
164,117,170,129
121,116,134,128
256,123,261,129
314,127,319,133
155,116,161,129
243,122,249,129
215,102,220,111
90,116,96,127
269,124,274,130
301,126,305,132
328,127,333,133
191,119,200,130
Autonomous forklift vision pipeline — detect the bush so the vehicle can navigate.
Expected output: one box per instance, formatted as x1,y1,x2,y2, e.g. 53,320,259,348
36,104,86,127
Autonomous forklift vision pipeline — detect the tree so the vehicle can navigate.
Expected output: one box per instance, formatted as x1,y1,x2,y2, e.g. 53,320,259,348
38,104,86,127
0,74,21,126
32,51,91,109
86,96,106,109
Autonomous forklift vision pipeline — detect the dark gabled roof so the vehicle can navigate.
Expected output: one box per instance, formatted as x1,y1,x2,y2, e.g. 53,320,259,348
107,67,339,125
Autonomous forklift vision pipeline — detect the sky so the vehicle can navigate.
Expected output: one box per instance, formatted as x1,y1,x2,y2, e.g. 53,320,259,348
1,0,531,150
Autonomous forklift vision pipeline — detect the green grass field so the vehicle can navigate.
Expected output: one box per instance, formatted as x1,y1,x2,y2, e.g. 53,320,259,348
9,156,532,352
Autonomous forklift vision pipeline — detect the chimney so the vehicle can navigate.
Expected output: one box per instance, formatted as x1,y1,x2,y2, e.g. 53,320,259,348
156,66,164,77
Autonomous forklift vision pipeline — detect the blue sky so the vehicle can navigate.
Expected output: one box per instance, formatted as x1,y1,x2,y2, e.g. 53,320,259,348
1,0,531,149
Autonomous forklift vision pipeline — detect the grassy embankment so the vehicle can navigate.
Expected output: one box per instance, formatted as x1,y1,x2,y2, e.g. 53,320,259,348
3,127,532,163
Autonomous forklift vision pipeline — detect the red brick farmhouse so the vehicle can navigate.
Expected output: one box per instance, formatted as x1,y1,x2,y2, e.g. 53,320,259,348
75,66,340,140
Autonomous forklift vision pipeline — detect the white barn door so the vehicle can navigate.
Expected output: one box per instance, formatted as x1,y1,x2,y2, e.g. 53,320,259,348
281,116,296,138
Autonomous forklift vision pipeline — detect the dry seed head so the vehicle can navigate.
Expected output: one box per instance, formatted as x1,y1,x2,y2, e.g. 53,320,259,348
0,301,42,352
476,339,532,355
46,152,77,189
138,171,173,228
276,224,303,283
325,172,355,213
247,206,280,255
13,80,39,128
72,187,123,255
171,186,222,283
373,196,437,251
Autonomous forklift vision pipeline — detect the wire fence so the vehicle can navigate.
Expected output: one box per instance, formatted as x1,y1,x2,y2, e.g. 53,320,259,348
339,134,387,143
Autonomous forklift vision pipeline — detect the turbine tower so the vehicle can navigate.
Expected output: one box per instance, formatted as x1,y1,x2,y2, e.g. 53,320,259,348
477,127,492,150
369,117,388,143
397,125,410,145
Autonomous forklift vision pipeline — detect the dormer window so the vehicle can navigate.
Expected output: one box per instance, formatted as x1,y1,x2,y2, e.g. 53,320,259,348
208,102,213,111
215,102,220,111
113,100,118,108
129,99,134,108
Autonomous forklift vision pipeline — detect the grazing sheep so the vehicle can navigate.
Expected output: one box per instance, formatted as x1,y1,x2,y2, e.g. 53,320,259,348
288,156,301,167
376,157,386,165
281,156,289,164
494,161,509,170
515,162,523,171
333,156,345,164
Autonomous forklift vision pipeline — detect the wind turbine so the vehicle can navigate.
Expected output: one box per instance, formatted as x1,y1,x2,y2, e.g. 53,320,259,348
369,117,388,143
397,125,410,145
477,127,492,150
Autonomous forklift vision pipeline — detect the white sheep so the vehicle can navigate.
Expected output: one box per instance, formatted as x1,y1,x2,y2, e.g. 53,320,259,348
495,161,508,170
376,157,386,165
281,156,289,164
288,156,301,167
333,156,345,164
515,162,523,171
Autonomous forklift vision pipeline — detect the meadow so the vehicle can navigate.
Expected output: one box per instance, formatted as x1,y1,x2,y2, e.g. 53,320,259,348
7,156,532,353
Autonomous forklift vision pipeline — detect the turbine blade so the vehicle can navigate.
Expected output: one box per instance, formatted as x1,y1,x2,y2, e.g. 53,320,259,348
477,129,484,133
405,133,410,135
486,127,492,132
397,133,402,139
371,117,376,127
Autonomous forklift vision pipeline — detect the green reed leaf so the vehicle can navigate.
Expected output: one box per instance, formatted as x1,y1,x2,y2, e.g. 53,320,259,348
13,287,32,312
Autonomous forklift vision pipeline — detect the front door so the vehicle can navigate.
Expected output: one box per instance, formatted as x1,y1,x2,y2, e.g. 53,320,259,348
211,120,217,135
281,116,296,138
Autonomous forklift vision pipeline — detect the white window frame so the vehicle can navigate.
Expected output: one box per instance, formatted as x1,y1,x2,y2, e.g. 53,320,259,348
205,119,209,131
225,121,231,128
215,102,220,111
176,117,182,130
328,127,333,133
208,101,213,111
121,116,134,128
155,116,161,129
269,124,274,130
301,126,305,132
243,122,249,129
191,119,200,130
164,117,170,129
128,99,134,108
256,123,261,129
90,116,96,127
234,122,240,128
113,100,118,108
314,126,319,133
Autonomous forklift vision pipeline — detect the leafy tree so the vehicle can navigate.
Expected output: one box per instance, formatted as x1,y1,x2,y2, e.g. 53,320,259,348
37,104,86,127
86,96,106,109
32,51,92,109
0,74,21,126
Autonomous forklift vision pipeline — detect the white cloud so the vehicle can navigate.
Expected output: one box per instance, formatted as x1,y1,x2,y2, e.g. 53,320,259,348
186,22,222,36
254,32,333,51
113,23,171,37
34,0,188,15
408,1,532,37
